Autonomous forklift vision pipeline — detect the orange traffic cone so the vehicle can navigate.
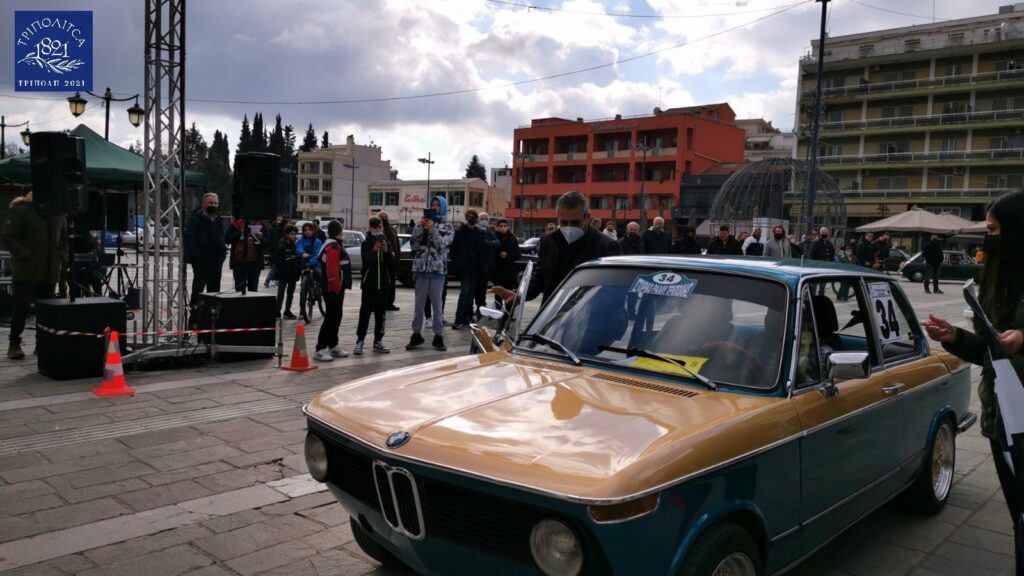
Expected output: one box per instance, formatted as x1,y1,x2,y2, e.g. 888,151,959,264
283,323,318,372
93,331,135,397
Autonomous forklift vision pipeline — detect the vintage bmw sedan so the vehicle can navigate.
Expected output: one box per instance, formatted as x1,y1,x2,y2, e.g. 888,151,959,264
303,256,975,576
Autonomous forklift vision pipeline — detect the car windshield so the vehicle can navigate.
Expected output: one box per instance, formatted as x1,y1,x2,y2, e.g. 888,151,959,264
519,267,789,389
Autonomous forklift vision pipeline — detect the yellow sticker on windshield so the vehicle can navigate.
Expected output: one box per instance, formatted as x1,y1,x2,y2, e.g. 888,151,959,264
626,354,709,376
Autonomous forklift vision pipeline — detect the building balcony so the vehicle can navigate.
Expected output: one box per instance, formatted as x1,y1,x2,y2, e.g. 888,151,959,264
801,68,1024,104
809,108,1024,136
524,154,548,164
591,151,609,160
551,152,587,162
818,147,1024,169
837,187,1014,203
800,31,1024,67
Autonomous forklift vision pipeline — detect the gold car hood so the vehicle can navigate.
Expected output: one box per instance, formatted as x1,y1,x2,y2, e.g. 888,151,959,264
306,352,801,502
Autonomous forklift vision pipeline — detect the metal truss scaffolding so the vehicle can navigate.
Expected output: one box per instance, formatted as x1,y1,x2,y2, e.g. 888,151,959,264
141,0,187,343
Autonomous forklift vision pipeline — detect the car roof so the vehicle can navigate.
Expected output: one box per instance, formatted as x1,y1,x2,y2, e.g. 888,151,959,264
582,255,890,289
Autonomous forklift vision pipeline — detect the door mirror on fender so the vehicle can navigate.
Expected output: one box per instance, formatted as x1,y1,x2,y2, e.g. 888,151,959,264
822,351,871,398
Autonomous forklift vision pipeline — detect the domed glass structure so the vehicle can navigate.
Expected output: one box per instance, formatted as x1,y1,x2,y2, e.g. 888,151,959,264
708,157,847,243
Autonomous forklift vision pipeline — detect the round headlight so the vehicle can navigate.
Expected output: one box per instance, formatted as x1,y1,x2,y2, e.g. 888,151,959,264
530,519,583,576
304,433,328,482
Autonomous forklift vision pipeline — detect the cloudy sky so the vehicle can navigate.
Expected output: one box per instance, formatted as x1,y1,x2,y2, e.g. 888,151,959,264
0,0,1015,178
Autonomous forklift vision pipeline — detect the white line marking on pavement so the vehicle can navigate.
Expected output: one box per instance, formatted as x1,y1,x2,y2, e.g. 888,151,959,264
0,475,325,572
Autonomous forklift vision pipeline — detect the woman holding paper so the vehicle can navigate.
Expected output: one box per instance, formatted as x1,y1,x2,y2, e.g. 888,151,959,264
923,189,1024,572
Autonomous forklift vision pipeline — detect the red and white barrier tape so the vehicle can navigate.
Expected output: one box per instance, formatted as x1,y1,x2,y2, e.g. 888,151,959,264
35,323,276,339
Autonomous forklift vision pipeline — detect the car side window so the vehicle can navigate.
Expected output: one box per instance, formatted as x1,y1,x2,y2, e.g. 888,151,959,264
796,291,823,388
803,278,878,365
867,281,922,363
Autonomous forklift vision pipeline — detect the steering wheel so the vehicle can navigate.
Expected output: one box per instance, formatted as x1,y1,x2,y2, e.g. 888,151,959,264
696,341,766,374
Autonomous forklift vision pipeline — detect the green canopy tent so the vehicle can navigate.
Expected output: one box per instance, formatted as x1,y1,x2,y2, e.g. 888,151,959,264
0,124,206,189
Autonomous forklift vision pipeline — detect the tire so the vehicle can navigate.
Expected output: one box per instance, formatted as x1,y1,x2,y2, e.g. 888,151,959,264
678,522,762,576
897,419,955,514
301,274,316,323
909,270,924,283
314,280,326,316
350,518,408,570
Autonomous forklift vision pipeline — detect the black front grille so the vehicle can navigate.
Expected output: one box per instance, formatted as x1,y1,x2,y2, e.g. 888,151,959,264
392,473,422,536
318,432,600,569
422,478,543,565
325,438,377,507
373,464,399,527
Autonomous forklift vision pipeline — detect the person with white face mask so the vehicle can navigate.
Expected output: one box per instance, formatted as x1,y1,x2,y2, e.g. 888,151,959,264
491,190,621,304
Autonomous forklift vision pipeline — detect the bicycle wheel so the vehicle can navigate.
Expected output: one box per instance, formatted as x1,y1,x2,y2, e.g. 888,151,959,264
301,273,315,322
830,281,841,296
314,278,326,316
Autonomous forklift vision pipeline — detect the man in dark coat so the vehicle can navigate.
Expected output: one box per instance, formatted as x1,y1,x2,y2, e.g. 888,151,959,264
672,227,703,254
1,192,67,359
450,209,488,328
642,217,672,254
855,232,878,268
922,233,945,294
619,221,644,255
377,211,401,311
490,219,521,299
810,226,836,263
493,191,621,304
706,225,742,255
183,193,227,306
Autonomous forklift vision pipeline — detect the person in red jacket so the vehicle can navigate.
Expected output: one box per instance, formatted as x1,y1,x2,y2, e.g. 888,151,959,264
314,221,353,362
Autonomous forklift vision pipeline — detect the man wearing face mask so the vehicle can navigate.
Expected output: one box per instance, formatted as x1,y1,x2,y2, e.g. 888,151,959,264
619,221,645,255
643,217,672,254
451,209,489,329
763,225,792,258
671,227,702,254
377,211,401,311
184,192,227,306
492,191,620,303
473,212,500,319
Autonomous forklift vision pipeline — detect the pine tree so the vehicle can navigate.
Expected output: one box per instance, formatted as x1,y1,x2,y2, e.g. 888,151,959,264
300,123,318,152
183,122,209,171
283,124,297,160
465,154,487,182
321,131,330,148
251,113,267,152
237,115,252,155
268,114,286,158
211,130,230,166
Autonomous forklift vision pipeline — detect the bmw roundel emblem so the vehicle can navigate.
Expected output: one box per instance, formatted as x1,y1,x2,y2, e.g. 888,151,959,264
386,430,411,448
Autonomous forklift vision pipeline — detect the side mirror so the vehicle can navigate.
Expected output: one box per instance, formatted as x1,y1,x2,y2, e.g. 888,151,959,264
822,351,870,398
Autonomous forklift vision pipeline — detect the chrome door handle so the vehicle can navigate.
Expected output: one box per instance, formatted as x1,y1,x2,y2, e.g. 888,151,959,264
882,383,904,395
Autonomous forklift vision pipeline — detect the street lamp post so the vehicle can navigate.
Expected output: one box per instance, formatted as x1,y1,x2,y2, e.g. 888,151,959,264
0,116,32,160
632,139,650,230
67,88,144,140
418,153,435,208
513,151,528,236
343,161,358,229
805,0,832,238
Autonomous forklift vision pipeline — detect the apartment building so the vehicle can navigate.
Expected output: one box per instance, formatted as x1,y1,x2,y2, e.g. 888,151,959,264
510,104,746,237
736,118,795,161
296,135,395,224
796,3,1024,225
367,178,509,232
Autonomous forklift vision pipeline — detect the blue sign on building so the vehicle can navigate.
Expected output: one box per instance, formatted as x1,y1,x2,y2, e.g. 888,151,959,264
14,11,93,92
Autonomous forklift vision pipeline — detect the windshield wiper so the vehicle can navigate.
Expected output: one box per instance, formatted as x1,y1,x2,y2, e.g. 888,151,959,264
597,345,718,391
518,333,582,366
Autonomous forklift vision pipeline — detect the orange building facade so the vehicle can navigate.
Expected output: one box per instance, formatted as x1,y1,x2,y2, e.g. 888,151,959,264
509,104,746,236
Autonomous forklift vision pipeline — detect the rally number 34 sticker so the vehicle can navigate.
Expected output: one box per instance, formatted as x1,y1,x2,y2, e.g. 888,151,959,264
869,283,902,343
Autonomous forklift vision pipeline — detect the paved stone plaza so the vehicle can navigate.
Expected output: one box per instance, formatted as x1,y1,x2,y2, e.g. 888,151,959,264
0,277,1012,575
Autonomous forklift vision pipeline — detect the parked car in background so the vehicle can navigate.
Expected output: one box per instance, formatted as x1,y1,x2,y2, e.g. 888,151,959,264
305,256,974,575
101,229,138,248
881,247,910,272
899,249,980,282
395,234,535,287
519,236,540,255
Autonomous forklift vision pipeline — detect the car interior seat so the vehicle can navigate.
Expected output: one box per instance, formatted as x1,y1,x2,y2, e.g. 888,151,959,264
811,294,843,351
